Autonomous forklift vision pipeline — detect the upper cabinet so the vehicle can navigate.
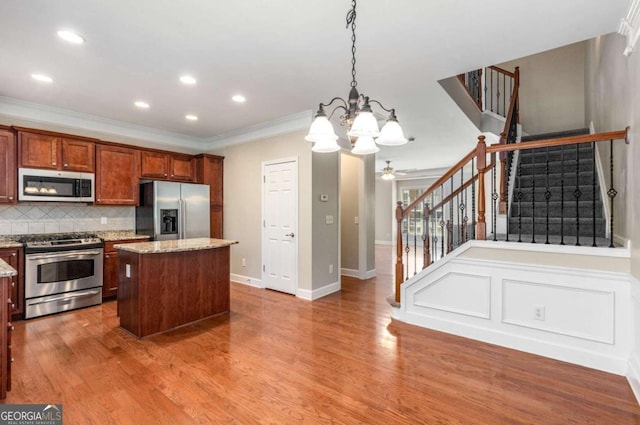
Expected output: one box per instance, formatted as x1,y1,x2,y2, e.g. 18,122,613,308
0,129,16,204
17,129,95,172
95,144,140,205
194,154,224,238
140,150,194,181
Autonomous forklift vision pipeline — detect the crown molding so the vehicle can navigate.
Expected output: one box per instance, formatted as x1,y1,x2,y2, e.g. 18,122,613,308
618,0,640,56
0,96,205,150
204,110,312,150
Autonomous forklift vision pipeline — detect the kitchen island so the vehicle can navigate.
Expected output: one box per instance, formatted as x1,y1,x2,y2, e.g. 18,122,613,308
115,238,238,338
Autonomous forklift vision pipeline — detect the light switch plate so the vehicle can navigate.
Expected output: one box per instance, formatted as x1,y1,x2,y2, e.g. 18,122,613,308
326,215,334,224
125,264,131,278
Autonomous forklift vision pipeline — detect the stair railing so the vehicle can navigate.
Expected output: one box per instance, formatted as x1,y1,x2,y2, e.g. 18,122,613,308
498,67,520,215
394,128,629,304
486,66,517,118
457,69,483,110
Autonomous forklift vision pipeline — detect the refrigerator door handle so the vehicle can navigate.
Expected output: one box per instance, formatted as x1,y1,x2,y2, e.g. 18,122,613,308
182,198,187,239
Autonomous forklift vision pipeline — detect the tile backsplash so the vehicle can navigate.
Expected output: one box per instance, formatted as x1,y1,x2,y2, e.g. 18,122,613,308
0,203,134,235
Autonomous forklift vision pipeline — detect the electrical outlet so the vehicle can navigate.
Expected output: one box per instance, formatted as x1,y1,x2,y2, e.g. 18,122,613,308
533,304,545,321
242,258,246,267
329,264,334,274
100,216,107,224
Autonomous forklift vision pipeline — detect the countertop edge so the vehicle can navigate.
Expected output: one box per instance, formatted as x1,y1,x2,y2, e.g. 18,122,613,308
114,238,238,254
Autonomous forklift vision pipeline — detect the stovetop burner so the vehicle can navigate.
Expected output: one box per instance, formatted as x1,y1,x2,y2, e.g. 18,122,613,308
20,232,103,254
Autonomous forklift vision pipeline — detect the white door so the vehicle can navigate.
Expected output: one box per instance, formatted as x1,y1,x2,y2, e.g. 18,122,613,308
262,159,298,294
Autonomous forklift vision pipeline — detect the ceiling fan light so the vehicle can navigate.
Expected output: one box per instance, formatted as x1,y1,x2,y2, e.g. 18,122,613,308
381,172,395,180
347,111,380,138
351,136,379,155
376,120,408,146
312,136,341,153
305,115,338,142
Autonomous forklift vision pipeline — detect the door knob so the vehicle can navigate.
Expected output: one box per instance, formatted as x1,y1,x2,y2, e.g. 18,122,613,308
285,233,295,238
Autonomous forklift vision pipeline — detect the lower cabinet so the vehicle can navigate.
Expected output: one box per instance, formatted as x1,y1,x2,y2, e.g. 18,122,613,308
103,239,148,299
0,275,12,399
0,248,23,318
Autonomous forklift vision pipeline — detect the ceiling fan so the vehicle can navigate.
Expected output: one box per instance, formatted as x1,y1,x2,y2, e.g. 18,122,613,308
380,161,406,180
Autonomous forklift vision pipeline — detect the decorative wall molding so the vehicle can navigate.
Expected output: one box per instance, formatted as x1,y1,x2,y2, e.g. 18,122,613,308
393,242,632,375
230,274,263,289
341,268,359,278
413,272,491,319
618,0,640,56
297,281,340,301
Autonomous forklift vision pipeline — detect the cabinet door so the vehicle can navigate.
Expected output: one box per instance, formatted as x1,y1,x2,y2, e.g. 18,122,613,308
18,132,59,169
0,130,16,204
140,151,169,179
169,155,194,181
61,139,95,172
102,251,118,298
95,144,140,205
0,248,22,317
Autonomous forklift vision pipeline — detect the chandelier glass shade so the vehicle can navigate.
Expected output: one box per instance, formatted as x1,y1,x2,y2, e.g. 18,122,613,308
307,0,407,154
380,160,395,180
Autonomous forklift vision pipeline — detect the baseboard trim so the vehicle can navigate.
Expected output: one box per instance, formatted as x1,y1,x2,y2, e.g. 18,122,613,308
364,268,376,279
341,268,359,278
628,352,640,404
297,281,341,301
230,273,263,288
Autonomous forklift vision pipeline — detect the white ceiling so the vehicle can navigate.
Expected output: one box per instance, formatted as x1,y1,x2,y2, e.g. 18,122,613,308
0,0,630,172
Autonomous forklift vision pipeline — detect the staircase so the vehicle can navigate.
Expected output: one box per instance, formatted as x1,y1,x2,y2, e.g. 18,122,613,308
508,129,608,245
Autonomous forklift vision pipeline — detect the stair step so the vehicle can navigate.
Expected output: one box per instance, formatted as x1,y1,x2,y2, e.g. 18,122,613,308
518,158,596,173
521,128,590,142
511,202,604,218
512,187,601,202
519,148,595,162
508,217,606,237
515,173,599,188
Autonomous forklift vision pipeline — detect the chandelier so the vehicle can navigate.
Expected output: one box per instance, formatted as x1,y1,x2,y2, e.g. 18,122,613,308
305,0,408,154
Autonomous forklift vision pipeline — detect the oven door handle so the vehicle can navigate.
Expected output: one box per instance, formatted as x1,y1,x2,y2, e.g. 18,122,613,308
26,250,103,260
27,289,102,306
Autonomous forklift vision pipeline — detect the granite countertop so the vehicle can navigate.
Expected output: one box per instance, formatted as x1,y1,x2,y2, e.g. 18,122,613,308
0,240,24,249
0,259,17,278
114,238,239,254
96,231,151,242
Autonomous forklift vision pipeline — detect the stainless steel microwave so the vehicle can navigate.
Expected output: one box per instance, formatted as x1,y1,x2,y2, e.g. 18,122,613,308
18,168,95,202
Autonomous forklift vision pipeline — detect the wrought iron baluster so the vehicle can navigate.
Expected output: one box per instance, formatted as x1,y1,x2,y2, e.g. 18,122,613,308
463,166,468,243
517,155,523,242
544,147,551,244
560,146,565,245
404,209,410,280
608,139,617,248
531,148,536,243
575,143,581,246
440,185,445,259
471,157,476,240
423,201,430,269
492,158,497,241
413,206,417,276
449,176,454,251
592,141,597,247
502,72,506,116
459,167,465,245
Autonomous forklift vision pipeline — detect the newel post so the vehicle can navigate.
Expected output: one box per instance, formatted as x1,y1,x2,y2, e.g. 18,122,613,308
498,131,508,214
476,135,487,240
395,201,404,303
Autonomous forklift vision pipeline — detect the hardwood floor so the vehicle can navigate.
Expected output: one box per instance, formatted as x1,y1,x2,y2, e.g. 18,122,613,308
3,249,640,423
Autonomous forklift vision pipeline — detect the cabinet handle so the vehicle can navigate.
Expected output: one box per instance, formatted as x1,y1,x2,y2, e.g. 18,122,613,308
11,281,15,287
64,163,68,168
164,173,167,177
11,253,16,256
9,325,14,331
10,358,14,363
11,304,14,309
8,196,12,200
52,162,56,166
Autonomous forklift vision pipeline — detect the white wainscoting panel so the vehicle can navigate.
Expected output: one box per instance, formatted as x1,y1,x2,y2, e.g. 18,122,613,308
502,279,615,344
413,272,491,319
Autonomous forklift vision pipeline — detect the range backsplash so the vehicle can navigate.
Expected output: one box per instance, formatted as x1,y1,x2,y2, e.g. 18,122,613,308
0,203,134,235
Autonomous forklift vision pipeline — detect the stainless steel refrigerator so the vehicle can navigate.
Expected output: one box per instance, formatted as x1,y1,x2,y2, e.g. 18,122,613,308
136,181,210,240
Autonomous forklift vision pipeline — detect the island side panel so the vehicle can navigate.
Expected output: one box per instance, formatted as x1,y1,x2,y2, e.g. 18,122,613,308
183,246,230,324
138,251,188,337
117,250,140,336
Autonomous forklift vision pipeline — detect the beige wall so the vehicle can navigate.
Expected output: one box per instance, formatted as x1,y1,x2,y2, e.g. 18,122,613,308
498,41,587,135
584,33,640,278
375,176,394,243
219,130,313,290
340,153,360,271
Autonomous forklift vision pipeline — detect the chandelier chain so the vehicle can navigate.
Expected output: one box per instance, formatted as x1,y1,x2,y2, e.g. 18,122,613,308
346,0,357,88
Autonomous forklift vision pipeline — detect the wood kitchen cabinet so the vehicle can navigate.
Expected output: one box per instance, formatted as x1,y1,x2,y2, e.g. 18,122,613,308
194,154,224,238
0,128,16,204
0,274,12,399
102,238,148,299
16,129,96,172
0,247,23,318
140,150,194,181
95,144,140,205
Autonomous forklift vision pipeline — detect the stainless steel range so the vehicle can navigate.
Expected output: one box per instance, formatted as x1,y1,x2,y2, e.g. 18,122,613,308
21,234,104,319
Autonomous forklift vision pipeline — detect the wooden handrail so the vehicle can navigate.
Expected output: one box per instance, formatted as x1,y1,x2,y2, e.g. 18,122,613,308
488,65,515,78
487,129,629,154
401,148,476,216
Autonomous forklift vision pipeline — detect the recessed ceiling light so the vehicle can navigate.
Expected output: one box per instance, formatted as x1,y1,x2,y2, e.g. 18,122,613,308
179,75,197,85
57,30,85,44
232,95,246,103
134,101,150,109
31,74,53,83
185,114,198,121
